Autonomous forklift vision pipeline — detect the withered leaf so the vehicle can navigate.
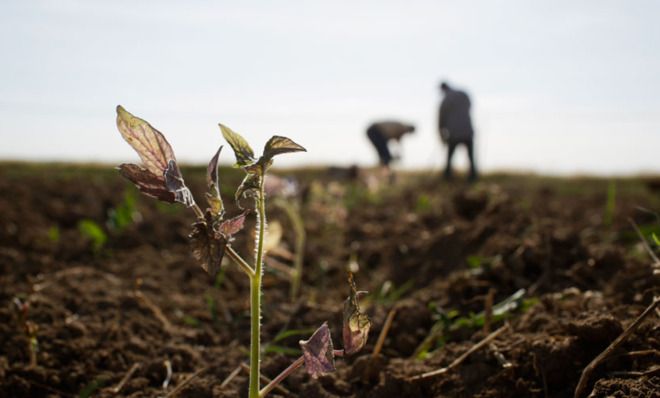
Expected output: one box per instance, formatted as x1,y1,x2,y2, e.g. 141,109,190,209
299,322,336,379
116,105,176,176
342,274,371,355
164,160,195,207
219,124,255,167
219,211,248,237
189,220,226,277
118,163,175,203
262,135,306,162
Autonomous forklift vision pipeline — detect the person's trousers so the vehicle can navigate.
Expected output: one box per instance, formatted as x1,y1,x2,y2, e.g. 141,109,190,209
367,127,392,166
444,139,477,180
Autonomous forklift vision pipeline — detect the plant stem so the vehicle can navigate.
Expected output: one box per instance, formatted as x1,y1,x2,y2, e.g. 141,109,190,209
226,246,255,277
249,176,267,398
191,203,205,220
259,349,345,397
259,356,304,398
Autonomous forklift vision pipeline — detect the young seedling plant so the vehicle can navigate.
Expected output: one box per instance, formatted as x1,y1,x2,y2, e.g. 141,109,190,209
114,106,371,397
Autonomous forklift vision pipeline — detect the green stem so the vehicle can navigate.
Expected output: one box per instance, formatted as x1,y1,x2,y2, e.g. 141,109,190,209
249,176,267,398
280,200,305,300
226,246,255,277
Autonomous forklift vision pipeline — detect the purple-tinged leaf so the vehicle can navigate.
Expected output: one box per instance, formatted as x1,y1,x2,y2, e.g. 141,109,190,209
116,106,176,176
189,219,226,277
300,322,336,379
342,274,371,355
205,146,225,217
118,163,175,203
207,146,222,190
219,211,248,237
219,124,255,167
164,160,195,207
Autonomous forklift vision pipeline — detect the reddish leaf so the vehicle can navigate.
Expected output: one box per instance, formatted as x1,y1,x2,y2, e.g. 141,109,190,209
342,274,371,355
116,105,176,176
189,219,227,277
118,163,175,203
300,322,335,379
219,211,248,237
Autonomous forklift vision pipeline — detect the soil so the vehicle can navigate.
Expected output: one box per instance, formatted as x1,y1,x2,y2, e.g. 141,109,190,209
0,163,659,398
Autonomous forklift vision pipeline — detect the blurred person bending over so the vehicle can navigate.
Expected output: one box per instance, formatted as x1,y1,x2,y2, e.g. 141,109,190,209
438,81,477,181
366,120,415,178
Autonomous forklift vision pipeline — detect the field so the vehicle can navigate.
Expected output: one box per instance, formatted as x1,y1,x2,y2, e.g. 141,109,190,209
1,163,659,398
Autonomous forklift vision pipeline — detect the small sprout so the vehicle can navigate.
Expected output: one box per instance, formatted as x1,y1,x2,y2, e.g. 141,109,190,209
107,191,139,231
115,108,366,398
300,322,336,379
78,219,107,252
13,298,38,368
47,225,60,243
343,273,372,355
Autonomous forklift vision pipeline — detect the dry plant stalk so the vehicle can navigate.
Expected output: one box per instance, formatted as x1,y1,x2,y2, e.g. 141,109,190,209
409,324,510,381
573,297,659,398
373,308,397,357
111,362,141,394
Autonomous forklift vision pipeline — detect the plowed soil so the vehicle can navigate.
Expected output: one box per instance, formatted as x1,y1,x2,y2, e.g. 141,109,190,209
1,163,658,398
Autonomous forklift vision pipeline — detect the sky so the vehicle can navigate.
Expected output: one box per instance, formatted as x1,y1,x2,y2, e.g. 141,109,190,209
1,0,659,175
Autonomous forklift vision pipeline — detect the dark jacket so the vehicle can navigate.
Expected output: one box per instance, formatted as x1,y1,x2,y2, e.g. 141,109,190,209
439,88,474,142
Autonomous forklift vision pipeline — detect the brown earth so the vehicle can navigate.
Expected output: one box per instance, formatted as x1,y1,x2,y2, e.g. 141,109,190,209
0,163,659,398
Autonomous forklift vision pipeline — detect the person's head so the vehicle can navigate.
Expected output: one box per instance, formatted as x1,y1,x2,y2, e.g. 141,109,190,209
439,81,450,93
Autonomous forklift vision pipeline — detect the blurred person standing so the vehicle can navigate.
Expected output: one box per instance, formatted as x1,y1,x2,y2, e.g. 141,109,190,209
438,81,477,181
366,121,415,177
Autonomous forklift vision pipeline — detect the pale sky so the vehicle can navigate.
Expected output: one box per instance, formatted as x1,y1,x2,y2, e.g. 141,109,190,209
1,1,659,175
